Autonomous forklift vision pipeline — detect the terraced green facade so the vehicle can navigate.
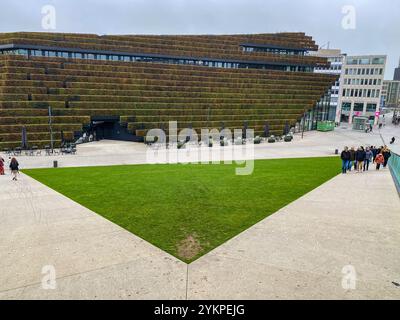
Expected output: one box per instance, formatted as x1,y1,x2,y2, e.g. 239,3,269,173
0,32,337,148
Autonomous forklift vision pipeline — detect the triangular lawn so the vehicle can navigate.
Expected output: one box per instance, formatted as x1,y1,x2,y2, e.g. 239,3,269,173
23,157,340,263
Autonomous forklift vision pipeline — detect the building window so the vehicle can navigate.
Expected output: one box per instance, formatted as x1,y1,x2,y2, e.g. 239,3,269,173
366,103,377,112
354,103,364,112
342,102,351,111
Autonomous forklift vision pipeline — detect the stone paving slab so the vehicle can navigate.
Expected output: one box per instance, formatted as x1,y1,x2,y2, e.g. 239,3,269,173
0,174,187,299
187,170,400,299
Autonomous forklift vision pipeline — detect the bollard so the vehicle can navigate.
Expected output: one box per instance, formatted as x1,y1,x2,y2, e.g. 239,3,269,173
53,160,58,168
335,149,339,155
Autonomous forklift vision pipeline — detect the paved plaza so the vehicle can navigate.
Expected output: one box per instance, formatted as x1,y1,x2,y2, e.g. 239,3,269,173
0,121,399,299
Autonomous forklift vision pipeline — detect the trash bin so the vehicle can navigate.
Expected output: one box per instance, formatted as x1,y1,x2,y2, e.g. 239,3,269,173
53,160,58,168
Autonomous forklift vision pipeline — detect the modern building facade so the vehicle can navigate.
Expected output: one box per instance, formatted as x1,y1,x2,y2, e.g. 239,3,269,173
394,58,400,81
0,32,337,149
312,49,346,124
382,80,400,109
338,55,386,124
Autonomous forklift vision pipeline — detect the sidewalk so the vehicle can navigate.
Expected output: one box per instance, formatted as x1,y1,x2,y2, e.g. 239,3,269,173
0,173,187,299
188,169,400,299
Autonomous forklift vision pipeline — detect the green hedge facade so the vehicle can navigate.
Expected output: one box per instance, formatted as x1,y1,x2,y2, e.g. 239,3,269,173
0,32,337,148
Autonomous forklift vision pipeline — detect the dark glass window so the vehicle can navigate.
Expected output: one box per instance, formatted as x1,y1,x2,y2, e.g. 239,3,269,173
354,103,364,111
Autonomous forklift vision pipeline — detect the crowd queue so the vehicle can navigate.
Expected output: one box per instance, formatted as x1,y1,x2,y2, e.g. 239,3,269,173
340,146,392,174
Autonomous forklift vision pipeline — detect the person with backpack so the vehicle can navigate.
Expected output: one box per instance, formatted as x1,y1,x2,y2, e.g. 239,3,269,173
355,146,366,172
375,152,384,170
340,146,351,174
364,147,373,171
9,157,19,181
0,156,5,175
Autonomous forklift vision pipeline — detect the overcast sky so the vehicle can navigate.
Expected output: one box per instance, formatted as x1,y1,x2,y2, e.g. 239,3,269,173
0,0,399,79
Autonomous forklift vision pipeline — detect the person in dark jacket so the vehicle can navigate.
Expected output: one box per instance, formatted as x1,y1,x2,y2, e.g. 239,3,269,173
340,147,351,174
382,146,391,168
348,147,356,171
355,146,366,172
9,157,19,181
364,147,373,171
371,146,377,163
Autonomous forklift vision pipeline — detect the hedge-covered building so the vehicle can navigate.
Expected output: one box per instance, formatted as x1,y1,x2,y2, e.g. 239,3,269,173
0,32,337,148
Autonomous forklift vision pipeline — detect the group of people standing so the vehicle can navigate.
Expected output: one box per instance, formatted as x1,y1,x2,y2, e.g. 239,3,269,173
340,146,391,174
0,156,20,181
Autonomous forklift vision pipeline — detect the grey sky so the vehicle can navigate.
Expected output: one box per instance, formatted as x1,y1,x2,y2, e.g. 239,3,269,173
0,0,399,79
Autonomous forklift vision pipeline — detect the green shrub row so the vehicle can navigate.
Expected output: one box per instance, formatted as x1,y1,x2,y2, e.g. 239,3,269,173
64,81,331,93
0,123,82,133
43,67,333,84
3,37,327,67
128,119,296,130
0,32,318,53
28,73,333,90
66,101,314,109
0,55,334,83
50,87,324,97
133,115,299,123
0,101,65,109
0,115,90,125
0,86,47,94
0,108,49,116
25,94,322,104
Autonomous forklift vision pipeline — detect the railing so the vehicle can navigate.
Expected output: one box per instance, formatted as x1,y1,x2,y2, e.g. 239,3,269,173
389,150,400,195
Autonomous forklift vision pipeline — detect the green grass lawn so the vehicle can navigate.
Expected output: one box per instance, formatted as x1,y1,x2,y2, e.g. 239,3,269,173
23,157,340,262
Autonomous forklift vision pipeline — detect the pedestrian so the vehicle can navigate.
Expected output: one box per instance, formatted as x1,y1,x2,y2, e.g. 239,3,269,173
390,137,395,144
382,146,391,168
0,156,5,175
375,152,384,170
364,147,373,171
355,146,366,172
371,146,377,164
340,146,351,174
9,157,19,181
348,147,356,172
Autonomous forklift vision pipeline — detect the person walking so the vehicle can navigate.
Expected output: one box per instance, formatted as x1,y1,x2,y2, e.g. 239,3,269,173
340,147,351,174
390,137,395,145
364,147,373,171
348,147,356,172
0,156,5,175
382,146,391,168
375,152,384,170
355,146,366,172
371,146,377,164
9,157,19,181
